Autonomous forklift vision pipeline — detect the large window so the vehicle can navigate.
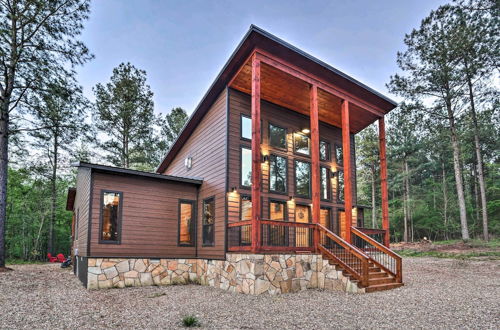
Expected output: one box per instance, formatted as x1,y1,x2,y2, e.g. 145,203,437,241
335,144,343,166
269,154,287,193
241,115,251,140
320,140,330,161
295,160,311,198
202,197,215,246
293,133,310,155
269,123,287,149
337,170,345,202
269,200,286,220
178,200,195,246
320,167,330,200
240,147,252,187
100,191,122,243
240,195,252,221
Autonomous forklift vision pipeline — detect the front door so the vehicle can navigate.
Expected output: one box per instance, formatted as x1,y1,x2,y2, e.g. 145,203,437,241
295,205,310,247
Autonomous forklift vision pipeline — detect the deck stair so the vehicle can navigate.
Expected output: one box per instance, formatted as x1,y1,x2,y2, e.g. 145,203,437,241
318,224,403,293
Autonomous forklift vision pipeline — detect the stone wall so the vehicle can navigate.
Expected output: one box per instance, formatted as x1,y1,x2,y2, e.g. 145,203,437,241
86,254,364,294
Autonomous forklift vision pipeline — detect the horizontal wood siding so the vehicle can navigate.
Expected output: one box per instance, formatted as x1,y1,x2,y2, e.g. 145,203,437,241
89,172,198,257
228,89,357,230
74,167,91,256
163,90,227,259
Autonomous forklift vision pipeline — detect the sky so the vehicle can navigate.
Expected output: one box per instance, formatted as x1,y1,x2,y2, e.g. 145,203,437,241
76,0,449,116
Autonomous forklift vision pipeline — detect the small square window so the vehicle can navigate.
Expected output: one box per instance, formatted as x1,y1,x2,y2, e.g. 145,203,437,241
294,133,310,156
269,123,287,149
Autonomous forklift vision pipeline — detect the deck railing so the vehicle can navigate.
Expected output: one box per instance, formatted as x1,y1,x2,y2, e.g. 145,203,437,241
317,224,370,287
351,227,403,283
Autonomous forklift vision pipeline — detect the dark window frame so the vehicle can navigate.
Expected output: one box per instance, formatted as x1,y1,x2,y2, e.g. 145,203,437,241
335,144,343,166
269,153,288,195
320,140,331,161
320,166,331,202
293,132,310,157
294,159,311,199
98,190,123,245
177,199,196,247
240,114,252,141
268,198,288,221
239,145,252,190
268,122,288,151
202,196,216,247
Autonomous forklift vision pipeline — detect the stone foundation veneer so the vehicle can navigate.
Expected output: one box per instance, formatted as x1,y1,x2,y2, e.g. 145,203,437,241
86,253,364,294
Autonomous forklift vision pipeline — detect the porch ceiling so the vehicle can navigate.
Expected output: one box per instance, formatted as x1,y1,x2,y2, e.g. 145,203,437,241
229,58,380,133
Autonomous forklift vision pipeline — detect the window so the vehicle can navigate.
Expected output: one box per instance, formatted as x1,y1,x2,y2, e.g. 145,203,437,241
269,154,287,193
100,191,122,243
320,167,330,200
178,200,195,246
320,208,331,228
337,170,345,202
269,200,286,220
269,123,287,149
240,195,252,221
240,147,252,187
335,144,343,166
320,140,330,161
241,115,251,140
295,160,311,198
293,133,310,155
202,197,215,246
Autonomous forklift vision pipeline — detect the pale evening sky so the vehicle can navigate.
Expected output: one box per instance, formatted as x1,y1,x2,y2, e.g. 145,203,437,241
76,0,448,116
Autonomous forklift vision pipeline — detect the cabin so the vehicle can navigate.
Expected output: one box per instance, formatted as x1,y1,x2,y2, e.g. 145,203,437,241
67,26,403,294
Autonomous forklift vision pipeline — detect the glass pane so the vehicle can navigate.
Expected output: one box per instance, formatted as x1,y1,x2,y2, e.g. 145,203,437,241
241,147,252,187
320,141,330,161
320,167,329,200
203,198,215,245
336,145,343,165
270,155,287,193
294,133,310,155
241,196,252,221
338,170,345,201
269,124,287,149
295,160,311,197
101,192,120,241
241,115,251,140
179,202,193,245
270,201,286,220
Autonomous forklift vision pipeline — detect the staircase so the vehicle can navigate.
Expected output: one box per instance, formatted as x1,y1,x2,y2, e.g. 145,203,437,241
317,224,403,293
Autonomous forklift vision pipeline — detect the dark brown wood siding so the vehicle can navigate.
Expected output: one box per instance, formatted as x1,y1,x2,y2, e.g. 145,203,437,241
89,172,198,257
163,90,227,259
74,167,91,256
228,89,357,232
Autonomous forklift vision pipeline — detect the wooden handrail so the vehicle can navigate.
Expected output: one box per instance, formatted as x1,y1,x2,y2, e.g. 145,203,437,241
227,220,252,227
355,227,387,236
317,224,370,260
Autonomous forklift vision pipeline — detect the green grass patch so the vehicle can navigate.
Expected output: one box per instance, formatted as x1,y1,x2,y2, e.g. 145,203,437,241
182,315,200,327
6,259,45,265
398,250,500,260
431,238,500,248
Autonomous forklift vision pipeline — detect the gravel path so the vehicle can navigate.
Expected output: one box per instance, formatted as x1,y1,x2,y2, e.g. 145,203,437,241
1,257,499,329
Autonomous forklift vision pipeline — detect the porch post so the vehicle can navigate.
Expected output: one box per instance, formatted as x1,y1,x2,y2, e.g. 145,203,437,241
379,117,390,247
341,100,353,243
251,54,262,253
310,85,320,250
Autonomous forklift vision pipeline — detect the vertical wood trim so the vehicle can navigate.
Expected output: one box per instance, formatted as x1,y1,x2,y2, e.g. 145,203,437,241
224,87,230,255
310,84,320,250
341,100,353,243
87,170,93,256
251,54,262,252
379,117,390,247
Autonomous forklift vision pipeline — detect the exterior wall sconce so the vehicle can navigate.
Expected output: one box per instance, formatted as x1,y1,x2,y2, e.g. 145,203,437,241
289,196,295,201
262,154,270,163
231,187,237,193
184,156,192,170
301,128,310,134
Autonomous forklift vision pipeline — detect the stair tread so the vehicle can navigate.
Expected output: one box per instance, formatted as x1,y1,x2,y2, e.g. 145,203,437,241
365,282,404,292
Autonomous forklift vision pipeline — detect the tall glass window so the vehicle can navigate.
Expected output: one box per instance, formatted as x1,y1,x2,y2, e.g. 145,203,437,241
335,145,343,166
295,160,311,197
320,140,330,161
202,197,215,246
241,147,252,187
337,170,345,202
179,200,195,246
240,195,252,221
100,191,122,242
241,115,251,140
269,154,287,193
320,167,330,200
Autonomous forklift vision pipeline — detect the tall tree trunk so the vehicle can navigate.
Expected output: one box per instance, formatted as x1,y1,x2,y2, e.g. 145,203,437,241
466,75,489,241
48,134,58,255
0,102,9,268
371,162,376,228
442,160,449,240
446,101,470,241
402,162,408,242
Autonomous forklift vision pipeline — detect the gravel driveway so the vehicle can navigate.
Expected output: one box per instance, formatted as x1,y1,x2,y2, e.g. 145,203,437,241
0,257,499,329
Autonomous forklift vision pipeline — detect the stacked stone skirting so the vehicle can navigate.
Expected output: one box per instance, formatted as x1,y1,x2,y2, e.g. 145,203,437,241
86,253,364,294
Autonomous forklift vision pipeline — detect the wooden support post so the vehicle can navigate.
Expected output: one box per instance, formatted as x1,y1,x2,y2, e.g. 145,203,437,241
251,54,262,253
341,100,353,243
310,85,320,251
379,117,390,247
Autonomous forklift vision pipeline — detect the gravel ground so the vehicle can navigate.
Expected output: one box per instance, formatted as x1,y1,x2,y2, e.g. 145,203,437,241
0,257,499,329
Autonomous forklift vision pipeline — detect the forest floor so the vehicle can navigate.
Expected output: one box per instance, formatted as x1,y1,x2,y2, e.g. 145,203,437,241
392,238,500,259
1,257,499,329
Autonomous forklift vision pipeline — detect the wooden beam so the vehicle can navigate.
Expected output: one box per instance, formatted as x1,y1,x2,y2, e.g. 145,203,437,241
251,54,262,253
341,100,353,243
379,117,390,247
310,84,320,251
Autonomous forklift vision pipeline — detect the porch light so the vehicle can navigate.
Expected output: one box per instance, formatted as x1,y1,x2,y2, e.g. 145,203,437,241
231,187,237,193
301,128,310,134
262,155,270,163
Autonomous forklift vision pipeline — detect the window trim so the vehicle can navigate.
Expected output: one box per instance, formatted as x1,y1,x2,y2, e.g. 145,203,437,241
239,145,252,190
320,166,331,202
269,153,288,195
177,199,196,247
320,140,331,162
268,122,288,151
334,144,343,167
293,132,310,157
294,159,311,199
202,196,216,247
98,190,123,245
240,114,252,141
268,198,288,221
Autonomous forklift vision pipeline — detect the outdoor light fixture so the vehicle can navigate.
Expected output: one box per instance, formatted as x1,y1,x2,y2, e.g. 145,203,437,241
231,187,237,193
262,155,270,163
184,156,192,170
301,128,310,134
289,196,295,201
